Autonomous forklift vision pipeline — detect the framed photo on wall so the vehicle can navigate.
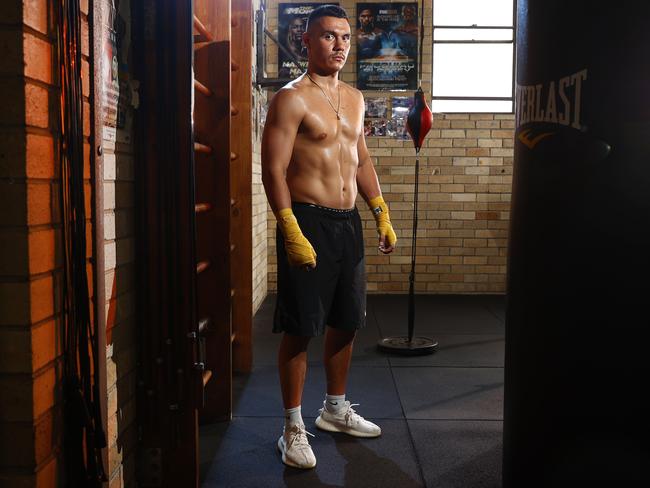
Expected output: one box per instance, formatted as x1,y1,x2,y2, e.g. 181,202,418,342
278,3,339,79
356,2,418,90
364,97,388,118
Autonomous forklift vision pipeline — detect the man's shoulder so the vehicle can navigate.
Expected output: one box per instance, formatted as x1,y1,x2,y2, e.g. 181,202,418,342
280,74,311,91
272,78,309,108
341,82,364,102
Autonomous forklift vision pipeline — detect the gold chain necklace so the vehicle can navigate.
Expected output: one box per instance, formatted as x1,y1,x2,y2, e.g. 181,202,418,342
305,73,341,120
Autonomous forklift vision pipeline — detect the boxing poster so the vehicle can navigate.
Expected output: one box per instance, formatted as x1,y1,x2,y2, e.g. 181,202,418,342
100,0,135,149
278,3,338,79
356,3,418,90
100,0,119,150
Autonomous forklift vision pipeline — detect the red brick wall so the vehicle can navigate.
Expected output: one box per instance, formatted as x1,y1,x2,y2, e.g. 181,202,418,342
1,0,60,486
0,1,94,485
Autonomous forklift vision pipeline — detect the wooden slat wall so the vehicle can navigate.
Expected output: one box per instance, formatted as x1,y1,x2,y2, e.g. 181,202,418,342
193,0,254,420
194,0,231,42
230,0,253,373
193,39,233,422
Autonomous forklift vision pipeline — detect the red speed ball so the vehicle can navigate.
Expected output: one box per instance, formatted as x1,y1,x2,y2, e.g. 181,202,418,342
406,88,433,151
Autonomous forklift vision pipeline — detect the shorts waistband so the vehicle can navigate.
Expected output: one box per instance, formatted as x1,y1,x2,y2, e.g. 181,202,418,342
292,201,357,217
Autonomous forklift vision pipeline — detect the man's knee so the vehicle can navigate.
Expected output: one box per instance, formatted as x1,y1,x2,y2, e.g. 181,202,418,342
325,326,357,344
281,332,312,353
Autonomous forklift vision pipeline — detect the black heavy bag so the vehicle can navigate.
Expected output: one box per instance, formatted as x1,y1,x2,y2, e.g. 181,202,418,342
504,1,650,486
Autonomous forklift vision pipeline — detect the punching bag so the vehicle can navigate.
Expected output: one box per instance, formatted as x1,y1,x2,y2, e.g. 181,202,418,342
504,1,650,486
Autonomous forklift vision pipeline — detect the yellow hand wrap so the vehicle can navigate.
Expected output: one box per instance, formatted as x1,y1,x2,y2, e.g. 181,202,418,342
368,196,397,248
277,208,317,267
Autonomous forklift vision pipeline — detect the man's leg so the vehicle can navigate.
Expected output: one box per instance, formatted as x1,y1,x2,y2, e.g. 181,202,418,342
277,332,317,469
316,326,381,438
278,332,311,408
323,326,356,395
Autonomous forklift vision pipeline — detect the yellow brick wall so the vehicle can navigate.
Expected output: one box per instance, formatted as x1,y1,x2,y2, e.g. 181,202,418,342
252,119,268,313
263,0,514,294
252,0,269,314
100,0,138,486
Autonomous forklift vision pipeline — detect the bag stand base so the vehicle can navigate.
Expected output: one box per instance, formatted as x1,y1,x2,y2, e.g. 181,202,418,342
377,336,438,356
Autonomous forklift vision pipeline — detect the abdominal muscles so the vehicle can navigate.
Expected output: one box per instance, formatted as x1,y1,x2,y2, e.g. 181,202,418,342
287,138,359,209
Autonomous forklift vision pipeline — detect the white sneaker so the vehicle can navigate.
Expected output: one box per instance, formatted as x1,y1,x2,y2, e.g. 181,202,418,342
277,423,317,469
315,401,382,438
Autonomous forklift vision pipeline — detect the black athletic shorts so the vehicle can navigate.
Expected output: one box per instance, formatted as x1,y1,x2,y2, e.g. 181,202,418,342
273,202,366,336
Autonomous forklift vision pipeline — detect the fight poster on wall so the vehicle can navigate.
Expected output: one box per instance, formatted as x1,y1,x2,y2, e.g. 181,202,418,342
278,3,338,79
356,2,418,90
100,0,135,150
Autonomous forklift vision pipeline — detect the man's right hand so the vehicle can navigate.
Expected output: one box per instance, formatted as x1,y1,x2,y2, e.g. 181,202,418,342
277,208,317,269
367,195,397,254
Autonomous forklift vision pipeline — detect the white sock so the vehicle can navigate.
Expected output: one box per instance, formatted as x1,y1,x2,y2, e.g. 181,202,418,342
284,405,303,428
325,393,346,414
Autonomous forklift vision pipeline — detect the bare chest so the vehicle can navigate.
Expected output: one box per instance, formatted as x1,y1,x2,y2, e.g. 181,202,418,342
297,98,362,145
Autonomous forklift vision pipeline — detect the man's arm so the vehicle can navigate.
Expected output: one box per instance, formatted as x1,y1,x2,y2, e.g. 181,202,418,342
261,87,302,212
356,125,382,203
356,93,397,254
261,86,317,268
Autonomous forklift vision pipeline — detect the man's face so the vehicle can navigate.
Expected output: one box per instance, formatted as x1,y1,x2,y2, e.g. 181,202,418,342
403,6,415,22
289,18,305,44
359,9,373,28
303,16,351,73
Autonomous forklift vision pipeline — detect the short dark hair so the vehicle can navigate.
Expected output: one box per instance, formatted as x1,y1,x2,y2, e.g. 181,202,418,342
307,4,348,30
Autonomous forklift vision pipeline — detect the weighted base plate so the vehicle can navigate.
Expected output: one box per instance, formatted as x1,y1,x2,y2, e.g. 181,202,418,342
377,336,438,356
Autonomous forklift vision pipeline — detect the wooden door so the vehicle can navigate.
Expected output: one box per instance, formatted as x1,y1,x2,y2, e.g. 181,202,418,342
134,0,200,486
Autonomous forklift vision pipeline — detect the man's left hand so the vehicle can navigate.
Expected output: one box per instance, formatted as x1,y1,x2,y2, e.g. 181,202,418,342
368,195,397,254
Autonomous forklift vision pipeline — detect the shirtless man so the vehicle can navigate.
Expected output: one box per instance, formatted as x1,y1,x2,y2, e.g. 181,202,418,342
285,16,307,62
394,3,418,36
262,4,397,469
391,4,418,55
357,7,384,59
